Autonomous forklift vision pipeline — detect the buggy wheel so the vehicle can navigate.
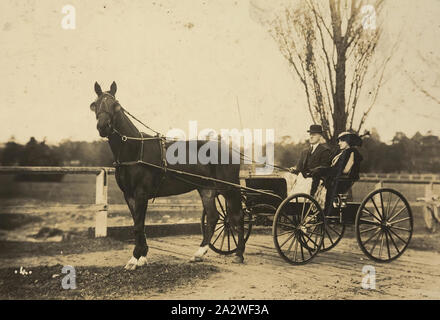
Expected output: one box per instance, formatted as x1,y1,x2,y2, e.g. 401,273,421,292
201,194,252,255
320,215,345,252
272,193,325,265
355,188,413,263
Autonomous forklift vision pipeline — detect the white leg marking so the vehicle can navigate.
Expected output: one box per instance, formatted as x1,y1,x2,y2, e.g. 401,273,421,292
195,245,209,257
137,256,148,267
190,245,209,262
124,256,138,270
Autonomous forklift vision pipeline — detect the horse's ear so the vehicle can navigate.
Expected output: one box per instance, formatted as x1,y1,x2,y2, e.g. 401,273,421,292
94,82,103,96
110,81,117,96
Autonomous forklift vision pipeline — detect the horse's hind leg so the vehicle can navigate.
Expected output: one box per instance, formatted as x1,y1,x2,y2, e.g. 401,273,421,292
226,190,245,263
190,189,218,262
124,191,149,270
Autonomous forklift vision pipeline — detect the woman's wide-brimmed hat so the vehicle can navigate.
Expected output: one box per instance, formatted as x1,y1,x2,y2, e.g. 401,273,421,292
337,131,362,147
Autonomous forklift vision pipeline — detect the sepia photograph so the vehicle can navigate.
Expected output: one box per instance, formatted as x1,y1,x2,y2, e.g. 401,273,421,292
0,0,439,305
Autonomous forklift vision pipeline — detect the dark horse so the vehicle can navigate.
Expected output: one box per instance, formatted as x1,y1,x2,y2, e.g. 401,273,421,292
90,82,245,270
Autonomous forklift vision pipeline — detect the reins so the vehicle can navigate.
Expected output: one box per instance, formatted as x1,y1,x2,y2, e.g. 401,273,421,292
97,94,370,202
112,109,291,172
99,94,291,178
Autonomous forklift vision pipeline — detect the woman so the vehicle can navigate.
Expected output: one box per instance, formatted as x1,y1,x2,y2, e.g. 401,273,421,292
311,131,363,211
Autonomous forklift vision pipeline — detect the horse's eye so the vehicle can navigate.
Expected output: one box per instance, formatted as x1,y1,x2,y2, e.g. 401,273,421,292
90,103,96,112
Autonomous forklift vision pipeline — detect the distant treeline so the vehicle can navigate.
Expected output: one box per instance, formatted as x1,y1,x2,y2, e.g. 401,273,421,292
1,130,439,173
0,137,114,167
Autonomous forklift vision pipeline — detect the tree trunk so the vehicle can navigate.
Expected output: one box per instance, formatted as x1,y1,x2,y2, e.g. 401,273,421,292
333,49,347,145
329,0,347,145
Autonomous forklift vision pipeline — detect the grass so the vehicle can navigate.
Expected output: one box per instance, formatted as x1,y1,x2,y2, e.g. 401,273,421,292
0,174,437,205
0,213,42,230
0,174,436,234
0,174,200,205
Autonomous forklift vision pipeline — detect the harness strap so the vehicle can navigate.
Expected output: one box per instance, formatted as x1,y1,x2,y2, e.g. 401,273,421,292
116,131,122,165
114,159,283,201
112,127,161,141
139,132,144,162
151,136,168,202
160,137,167,172
121,106,162,136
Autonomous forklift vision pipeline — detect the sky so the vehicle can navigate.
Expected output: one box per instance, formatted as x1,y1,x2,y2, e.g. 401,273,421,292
0,0,439,145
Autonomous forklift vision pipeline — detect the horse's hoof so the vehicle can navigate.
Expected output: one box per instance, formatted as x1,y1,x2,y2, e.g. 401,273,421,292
124,256,138,270
232,256,244,264
189,256,203,263
137,256,148,267
124,263,137,270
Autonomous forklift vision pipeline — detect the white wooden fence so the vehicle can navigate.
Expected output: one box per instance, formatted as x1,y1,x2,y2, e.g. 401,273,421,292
0,166,113,238
1,167,439,236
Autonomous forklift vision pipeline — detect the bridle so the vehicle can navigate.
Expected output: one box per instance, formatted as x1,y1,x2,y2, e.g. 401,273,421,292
92,92,122,136
92,92,162,143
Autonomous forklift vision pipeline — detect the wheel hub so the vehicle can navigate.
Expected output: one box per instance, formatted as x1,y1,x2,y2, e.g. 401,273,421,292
381,220,391,229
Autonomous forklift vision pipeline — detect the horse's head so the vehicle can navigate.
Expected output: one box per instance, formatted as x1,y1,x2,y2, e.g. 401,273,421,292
90,81,121,137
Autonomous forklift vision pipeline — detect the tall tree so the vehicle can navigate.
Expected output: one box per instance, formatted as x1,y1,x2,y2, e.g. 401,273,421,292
269,0,391,144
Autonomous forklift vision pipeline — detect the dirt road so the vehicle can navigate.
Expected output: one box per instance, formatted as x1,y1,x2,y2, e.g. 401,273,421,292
1,229,439,299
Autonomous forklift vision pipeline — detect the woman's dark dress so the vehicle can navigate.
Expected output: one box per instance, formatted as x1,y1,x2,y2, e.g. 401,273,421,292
312,147,363,212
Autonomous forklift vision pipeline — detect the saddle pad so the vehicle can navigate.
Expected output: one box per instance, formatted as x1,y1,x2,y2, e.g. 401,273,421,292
140,138,164,167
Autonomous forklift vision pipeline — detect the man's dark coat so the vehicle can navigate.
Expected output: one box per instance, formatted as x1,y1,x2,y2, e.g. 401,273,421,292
294,144,332,195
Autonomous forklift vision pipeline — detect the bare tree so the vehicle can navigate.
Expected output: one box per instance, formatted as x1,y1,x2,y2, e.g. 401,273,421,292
269,0,391,144
406,51,440,105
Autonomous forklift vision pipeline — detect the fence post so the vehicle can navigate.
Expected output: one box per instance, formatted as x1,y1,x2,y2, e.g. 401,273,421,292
375,180,383,190
426,182,440,223
423,183,435,232
95,168,108,237
425,182,434,199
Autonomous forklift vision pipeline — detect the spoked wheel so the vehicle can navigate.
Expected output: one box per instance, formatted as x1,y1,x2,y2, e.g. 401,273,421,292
320,214,345,252
355,188,413,263
315,186,345,252
201,194,252,255
273,193,325,265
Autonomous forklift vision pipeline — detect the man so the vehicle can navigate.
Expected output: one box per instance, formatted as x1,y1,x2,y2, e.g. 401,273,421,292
289,124,332,196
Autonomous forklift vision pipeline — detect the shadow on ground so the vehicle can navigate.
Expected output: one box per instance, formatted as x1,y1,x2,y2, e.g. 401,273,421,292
0,262,219,299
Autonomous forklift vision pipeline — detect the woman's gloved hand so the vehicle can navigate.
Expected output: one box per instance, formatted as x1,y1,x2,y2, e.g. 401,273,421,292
288,167,299,175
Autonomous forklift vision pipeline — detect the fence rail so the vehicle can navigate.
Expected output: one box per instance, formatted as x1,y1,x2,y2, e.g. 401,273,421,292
0,166,112,237
1,166,440,237
358,173,440,184
0,166,115,175
1,166,439,181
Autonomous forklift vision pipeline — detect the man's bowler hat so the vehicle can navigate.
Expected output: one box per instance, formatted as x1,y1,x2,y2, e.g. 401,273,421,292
307,124,323,134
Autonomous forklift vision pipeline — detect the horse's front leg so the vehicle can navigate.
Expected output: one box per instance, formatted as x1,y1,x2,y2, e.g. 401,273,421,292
124,191,148,270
